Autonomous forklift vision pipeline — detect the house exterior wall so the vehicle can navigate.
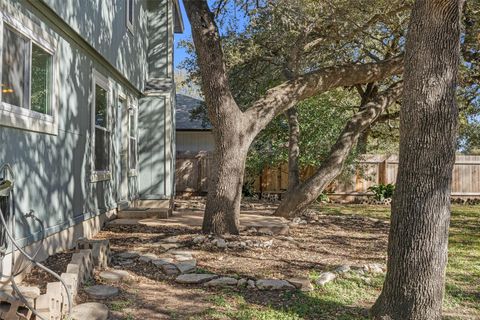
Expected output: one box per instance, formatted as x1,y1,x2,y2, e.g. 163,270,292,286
36,0,150,91
0,0,176,256
139,92,175,199
176,131,214,153
138,0,176,200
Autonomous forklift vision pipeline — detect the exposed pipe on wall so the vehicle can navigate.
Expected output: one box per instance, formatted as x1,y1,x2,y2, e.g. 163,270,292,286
0,163,72,320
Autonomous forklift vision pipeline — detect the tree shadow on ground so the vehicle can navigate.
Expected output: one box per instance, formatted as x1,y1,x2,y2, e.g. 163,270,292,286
203,286,372,320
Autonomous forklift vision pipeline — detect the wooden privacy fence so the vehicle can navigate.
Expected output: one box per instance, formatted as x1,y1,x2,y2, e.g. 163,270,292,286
175,153,480,198
175,151,211,194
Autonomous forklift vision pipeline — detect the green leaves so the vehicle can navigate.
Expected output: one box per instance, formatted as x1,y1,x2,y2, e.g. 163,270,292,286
367,183,395,201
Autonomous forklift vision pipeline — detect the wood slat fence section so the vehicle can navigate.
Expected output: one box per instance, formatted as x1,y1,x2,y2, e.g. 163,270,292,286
175,151,211,194
175,153,480,198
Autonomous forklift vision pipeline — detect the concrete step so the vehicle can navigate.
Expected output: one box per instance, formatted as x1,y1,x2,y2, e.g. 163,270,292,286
117,207,170,219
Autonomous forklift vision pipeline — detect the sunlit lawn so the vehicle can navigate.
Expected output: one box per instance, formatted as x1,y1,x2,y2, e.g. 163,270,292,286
192,205,479,320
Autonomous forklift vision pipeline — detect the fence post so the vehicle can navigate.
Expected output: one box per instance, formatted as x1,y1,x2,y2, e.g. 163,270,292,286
378,157,388,185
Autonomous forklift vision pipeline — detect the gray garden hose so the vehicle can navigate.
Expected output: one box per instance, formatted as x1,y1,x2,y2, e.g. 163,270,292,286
0,164,72,319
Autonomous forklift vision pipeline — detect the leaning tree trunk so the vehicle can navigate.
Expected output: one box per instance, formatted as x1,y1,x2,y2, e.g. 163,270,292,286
356,128,370,154
371,1,464,319
275,84,401,218
286,107,301,192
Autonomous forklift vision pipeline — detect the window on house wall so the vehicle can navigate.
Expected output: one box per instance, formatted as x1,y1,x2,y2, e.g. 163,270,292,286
129,107,137,171
92,71,111,179
126,0,135,33
0,20,55,134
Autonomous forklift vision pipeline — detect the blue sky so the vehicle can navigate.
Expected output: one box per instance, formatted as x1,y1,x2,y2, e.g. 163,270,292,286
174,1,250,71
174,0,190,70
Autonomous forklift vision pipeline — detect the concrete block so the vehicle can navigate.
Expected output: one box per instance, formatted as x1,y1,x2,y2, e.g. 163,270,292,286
71,250,93,283
61,272,79,298
79,249,94,278
76,239,111,269
36,292,64,320
46,281,73,316
35,294,49,310
46,283,63,315
0,290,33,320
66,263,82,285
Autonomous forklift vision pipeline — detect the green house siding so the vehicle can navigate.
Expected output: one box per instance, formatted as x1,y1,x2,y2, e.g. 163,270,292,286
138,93,175,199
0,0,178,249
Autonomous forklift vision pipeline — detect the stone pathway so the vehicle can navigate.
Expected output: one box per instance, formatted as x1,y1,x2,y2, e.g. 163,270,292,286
111,243,386,294
108,210,290,235
71,302,109,320
85,285,119,299
99,270,130,282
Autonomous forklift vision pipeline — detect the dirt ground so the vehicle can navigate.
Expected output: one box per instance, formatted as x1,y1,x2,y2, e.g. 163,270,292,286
20,199,397,319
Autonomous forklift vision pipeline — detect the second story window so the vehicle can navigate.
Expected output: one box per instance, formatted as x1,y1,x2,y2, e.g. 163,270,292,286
126,0,134,33
1,25,53,115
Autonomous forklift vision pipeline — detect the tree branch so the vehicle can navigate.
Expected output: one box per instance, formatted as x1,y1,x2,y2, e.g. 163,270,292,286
244,55,404,132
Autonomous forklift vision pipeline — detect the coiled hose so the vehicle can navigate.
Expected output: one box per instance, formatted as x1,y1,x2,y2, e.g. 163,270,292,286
0,163,72,320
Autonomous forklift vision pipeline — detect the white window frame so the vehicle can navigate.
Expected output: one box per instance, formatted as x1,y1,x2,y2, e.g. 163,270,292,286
0,11,58,135
90,69,112,182
126,0,135,34
128,100,138,176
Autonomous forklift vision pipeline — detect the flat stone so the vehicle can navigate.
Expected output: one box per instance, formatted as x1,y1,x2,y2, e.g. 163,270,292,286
175,260,197,274
116,251,139,259
175,274,218,284
213,238,227,249
163,236,181,243
247,279,256,289
237,278,248,288
169,250,196,256
152,258,174,266
204,277,238,287
159,243,184,251
139,254,158,263
84,285,119,299
162,264,180,276
99,270,130,282
256,279,295,291
175,255,194,261
257,228,274,236
261,240,273,248
71,302,109,320
335,265,351,274
316,272,336,286
192,235,206,244
172,251,194,261
364,263,385,274
287,277,314,292
118,259,135,266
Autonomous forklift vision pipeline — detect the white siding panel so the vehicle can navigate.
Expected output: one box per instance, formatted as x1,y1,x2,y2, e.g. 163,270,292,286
176,131,214,152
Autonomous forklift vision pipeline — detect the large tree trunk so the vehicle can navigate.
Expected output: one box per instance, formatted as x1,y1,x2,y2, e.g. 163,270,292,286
275,84,402,218
184,0,403,235
203,126,250,234
371,1,464,319
286,107,301,192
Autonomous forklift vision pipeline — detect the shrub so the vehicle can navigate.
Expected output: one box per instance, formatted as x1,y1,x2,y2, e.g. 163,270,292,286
368,183,395,201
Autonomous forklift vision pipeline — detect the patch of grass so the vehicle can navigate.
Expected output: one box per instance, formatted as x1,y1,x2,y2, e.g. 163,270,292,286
195,204,479,319
196,267,213,274
208,294,230,308
109,300,131,312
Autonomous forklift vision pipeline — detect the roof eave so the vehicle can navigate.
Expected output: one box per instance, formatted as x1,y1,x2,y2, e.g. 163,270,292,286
173,0,184,33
